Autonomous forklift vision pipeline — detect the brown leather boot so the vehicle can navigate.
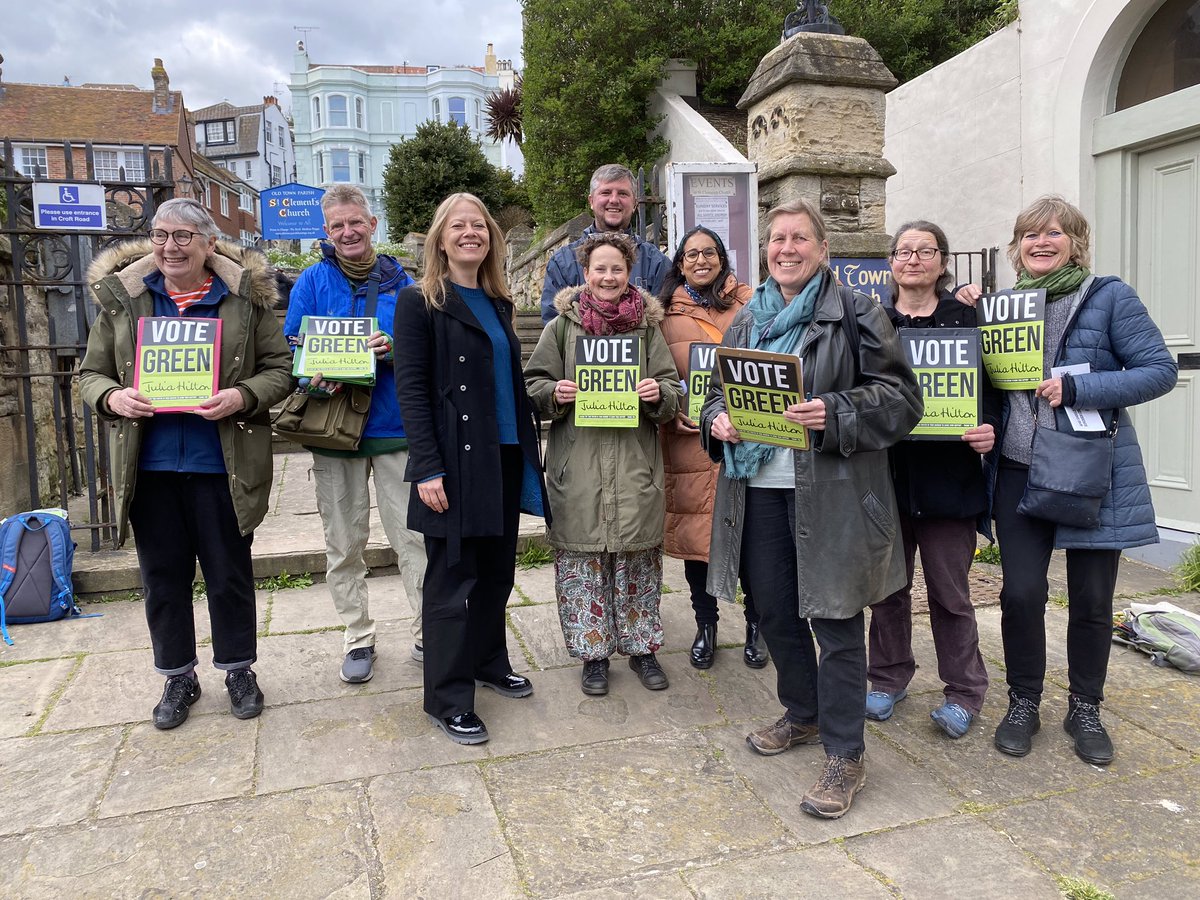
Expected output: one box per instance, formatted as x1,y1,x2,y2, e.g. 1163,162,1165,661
745,716,820,756
800,754,866,819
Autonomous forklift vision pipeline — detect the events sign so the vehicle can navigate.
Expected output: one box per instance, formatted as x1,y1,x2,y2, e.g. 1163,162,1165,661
716,347,808,450
134,317,221,411
979,289,1046,389
260,183,326,240
899,328,982,439
574,335,640,428
292,316,377,384
667,163,759,289
830,257,891,303
686,342,718,422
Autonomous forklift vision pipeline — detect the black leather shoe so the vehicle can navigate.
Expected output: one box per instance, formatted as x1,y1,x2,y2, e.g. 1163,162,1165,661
629,653,669,690
690,624,716,669
994,693,1040,757
153,675,201,730
225,668,264,720
581,659,610,696
430,711,489,745
476,673,534,698
743,622,768,669
1064,695,1114,765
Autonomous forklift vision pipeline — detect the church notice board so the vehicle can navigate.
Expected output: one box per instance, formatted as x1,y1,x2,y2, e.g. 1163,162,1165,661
134,317,221,411
716,347,808,450
899,327,982,439
574,334,641,428
292,316,378,385
978,289,1045,389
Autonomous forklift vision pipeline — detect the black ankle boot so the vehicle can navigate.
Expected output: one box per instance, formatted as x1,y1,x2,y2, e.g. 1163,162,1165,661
690,623,716,669
743,622,768,668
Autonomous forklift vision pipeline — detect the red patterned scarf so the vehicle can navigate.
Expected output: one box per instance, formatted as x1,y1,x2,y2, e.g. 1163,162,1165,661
578,285,645,335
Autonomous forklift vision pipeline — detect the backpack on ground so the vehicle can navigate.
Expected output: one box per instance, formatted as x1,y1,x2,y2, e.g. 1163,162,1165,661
1113,602,1200,675
0,508,80,646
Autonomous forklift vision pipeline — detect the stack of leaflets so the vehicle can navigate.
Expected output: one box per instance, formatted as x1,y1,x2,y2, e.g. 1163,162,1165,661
292,316,378,386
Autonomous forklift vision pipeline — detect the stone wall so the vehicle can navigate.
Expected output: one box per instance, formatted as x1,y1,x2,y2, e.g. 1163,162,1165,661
507,212,593,310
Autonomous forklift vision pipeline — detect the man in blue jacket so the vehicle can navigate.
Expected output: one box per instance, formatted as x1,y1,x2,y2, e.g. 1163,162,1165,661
539,163,670,324
284,185,427,683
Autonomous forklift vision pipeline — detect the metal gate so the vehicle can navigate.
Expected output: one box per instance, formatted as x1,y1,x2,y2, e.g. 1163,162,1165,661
0,139,177,549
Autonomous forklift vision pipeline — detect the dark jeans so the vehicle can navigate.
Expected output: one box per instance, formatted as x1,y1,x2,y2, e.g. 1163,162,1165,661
742,486,866,759
422,445,522,719
683,559,759,627
128,471,257,675
994,463,1121,704
868,512,988,713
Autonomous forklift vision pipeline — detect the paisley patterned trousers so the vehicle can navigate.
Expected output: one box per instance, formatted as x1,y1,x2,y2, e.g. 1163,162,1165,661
555,548,664,661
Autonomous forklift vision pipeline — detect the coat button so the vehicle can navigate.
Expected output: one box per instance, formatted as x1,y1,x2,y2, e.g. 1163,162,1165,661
464,444,471,451
723,517,733,526
125,361,132,367
462,414,468,421
234,356,240,362
460,385,467,391
459,355,466,362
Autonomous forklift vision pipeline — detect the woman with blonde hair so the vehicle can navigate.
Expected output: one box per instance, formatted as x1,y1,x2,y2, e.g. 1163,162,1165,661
393,193,548,745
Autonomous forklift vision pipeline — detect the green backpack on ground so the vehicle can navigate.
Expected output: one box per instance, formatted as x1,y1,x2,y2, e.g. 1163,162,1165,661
1113,603,1200,674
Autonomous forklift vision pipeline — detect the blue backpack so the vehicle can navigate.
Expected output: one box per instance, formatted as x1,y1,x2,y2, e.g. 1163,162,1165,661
0,508,80,646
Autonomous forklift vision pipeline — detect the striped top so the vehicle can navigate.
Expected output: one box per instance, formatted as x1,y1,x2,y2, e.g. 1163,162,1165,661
167,276,214,313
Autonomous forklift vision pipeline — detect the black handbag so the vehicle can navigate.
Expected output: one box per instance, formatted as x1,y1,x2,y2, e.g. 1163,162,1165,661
1017,407,1118,528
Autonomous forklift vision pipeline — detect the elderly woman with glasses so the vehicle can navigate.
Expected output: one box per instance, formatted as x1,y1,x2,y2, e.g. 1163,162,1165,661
81,197,293,731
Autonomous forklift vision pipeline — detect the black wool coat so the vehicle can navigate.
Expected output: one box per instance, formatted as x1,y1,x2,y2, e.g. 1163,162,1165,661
393,282,547,557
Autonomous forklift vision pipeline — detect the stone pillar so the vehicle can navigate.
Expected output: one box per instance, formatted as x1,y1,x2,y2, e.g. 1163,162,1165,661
738,32,897,260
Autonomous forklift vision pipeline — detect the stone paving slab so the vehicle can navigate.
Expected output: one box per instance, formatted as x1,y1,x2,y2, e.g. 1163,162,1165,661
683,844,894,898
0,599,148,662
842,816,1061,898
0,782,374,898
692,651,784,724
555,872,696,899
369,766,524,898
254,628,424,706
483,731,792,897
0,657,76,738
507,601,574,670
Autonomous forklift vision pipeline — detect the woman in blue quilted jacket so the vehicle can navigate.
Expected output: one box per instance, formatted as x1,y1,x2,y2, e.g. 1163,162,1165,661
961,195,1176,766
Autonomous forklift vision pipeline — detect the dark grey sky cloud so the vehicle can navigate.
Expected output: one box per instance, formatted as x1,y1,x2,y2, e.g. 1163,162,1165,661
5,0,523,110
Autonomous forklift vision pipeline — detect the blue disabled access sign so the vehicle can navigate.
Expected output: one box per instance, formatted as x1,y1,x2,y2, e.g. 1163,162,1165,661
261,183,326,239
33,183,107,230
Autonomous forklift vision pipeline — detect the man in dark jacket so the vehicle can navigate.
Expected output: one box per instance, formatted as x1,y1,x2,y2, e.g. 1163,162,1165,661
539,163,669,324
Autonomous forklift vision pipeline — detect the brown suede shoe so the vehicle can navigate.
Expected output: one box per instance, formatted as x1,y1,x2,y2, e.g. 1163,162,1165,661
745,716,820,756
800,754,866,819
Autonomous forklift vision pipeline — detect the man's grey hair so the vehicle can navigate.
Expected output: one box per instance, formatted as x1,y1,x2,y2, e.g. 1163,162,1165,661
589,164,636,193
320,184,373,217
152,197,220,238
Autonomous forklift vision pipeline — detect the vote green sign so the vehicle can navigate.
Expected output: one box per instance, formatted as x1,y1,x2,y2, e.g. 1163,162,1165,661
687,342,718,421
293,316,377,385
979,289,1045,389
899,328,981,439
716,347,808,450
574,334,640,428
134,317,222,411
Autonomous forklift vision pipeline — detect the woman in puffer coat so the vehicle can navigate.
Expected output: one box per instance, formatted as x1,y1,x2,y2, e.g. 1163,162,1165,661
525,233,683,698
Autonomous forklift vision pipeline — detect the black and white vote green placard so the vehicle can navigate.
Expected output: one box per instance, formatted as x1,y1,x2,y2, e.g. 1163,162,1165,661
899,327,982,439
574,334,641,428
978,289,1045,389
687,342,718,422
134,316,222,411
715,347,808,450
293,316,377,385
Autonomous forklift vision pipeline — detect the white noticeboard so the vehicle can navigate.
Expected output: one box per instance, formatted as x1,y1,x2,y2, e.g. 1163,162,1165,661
666,162,759,290
32,182,108,231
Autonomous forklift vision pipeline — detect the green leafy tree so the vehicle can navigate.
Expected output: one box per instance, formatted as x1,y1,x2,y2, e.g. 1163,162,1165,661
380,121,501,241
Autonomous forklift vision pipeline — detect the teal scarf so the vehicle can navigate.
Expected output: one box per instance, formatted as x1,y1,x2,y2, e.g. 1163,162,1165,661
724,273,822,480
1015,263,1090,300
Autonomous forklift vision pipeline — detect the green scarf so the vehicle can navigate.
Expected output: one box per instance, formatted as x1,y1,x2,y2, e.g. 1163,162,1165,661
1015,263,1090,300
333,244,378,283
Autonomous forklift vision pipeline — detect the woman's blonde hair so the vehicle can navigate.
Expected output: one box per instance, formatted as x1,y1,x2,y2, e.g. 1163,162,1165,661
1007,195,1092,273
421,193,511,309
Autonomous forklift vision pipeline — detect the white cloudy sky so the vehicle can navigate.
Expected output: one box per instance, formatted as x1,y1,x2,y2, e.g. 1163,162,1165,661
5,0,524,111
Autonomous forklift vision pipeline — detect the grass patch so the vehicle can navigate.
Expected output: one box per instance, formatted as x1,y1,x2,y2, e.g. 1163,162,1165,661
192,581,207,602
516,542,554,570
1174,541,1200,593
974,543,1002,565
1048,591,1069,609
1054,875,1114,900
257,571,314,592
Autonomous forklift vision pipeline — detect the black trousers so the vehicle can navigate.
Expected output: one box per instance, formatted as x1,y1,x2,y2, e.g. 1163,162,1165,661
683,559,759,627
422,445,523,719
994,463,1121,703
128,471,257,675
742,487,867,759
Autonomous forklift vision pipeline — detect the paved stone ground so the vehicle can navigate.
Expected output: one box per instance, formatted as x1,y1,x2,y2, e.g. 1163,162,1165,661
4,452,1198,898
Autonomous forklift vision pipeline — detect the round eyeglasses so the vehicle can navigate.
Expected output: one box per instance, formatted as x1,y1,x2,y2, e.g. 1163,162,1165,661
682,247,720,262
891,248,941,261
149,229,204,246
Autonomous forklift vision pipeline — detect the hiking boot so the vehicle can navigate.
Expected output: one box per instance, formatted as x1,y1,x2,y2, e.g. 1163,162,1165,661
746,716,820,756
581,659,610,696
1064,695,1114,766
629,653,669,690
743,622,768,669
225,668,264,720
865,688,907,721
800,754,867,819
930,702,973,739
994,694,1040,757
690,624,716,669
476,673,534,698
340,647,375,683
153,674,201,730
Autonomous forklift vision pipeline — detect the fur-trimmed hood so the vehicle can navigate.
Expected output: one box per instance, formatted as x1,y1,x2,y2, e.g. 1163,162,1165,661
551,283,665,328
86,238,279,309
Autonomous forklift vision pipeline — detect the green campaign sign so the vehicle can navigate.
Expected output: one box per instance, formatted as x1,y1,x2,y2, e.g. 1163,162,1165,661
979,289,1045,389
716,347,808,450
134,316,222,411
687,342,718,422
293,316,377,385
899,327,982,439
574,334,640,428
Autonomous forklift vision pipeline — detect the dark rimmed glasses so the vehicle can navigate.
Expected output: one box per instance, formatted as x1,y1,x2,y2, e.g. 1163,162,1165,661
891,248,941,261
682,247,720,262
149,229,204,246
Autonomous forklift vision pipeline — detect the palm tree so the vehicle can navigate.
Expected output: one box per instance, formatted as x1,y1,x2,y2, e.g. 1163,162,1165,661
485,75,522,148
